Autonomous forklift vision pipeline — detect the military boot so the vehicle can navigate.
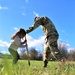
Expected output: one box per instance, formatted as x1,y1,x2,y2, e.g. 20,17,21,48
43,60,48,67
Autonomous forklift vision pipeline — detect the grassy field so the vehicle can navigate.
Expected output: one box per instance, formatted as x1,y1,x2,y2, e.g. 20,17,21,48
0,58,75,75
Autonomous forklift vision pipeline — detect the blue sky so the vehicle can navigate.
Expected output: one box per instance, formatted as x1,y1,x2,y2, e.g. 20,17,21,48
0,0,75,53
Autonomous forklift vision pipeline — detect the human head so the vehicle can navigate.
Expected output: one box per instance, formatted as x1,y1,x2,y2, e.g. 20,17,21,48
34,16,40,22
19,28,26,38
11,28,26,39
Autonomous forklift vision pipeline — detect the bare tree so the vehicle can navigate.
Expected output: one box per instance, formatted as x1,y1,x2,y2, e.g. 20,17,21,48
69,49,75,61
58,41,69,59
30,48,38,60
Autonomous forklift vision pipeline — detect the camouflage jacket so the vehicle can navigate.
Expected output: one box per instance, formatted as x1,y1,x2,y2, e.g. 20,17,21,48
26,16,59,37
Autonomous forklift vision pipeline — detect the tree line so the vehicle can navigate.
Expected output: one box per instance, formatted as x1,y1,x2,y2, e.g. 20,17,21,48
0,41,75,61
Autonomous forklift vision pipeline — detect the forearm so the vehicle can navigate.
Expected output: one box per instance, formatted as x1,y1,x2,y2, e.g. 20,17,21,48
19,44,26,48
21,42,25,44
26,23,40,34
21,40,27,44
26,27,34,34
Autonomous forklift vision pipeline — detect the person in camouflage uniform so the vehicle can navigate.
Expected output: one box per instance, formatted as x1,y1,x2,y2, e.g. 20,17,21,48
26,16,63,67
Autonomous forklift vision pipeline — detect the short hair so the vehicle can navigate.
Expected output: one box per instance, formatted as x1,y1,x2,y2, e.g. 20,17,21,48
34,16,40,22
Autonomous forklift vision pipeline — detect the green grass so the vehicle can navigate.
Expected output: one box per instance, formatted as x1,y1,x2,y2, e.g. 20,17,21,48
0,58,75,75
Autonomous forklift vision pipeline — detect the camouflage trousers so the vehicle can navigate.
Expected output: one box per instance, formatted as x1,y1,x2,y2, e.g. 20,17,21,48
43,35,62,62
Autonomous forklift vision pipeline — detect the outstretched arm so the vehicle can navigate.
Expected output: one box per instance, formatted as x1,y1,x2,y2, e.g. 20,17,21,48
25,24,39,34
26,20,42,34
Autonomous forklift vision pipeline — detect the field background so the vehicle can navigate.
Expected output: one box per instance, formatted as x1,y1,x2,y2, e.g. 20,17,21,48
0,59,75,75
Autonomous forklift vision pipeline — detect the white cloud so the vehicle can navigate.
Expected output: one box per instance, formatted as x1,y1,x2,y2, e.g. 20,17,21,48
0,6,8,10
0,35,45,53
58,41,70,48
0,40,9,47
25,0,29,3
0,34,45,48
33,11,39,17
26,35,45,48
22,13,26,16
14,27,18,30
61,30,65,33
26,35,73,52
0,34,73,53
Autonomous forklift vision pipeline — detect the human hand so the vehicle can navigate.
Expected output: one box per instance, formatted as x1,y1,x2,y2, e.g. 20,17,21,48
24,39,27,43
26,43,28,47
